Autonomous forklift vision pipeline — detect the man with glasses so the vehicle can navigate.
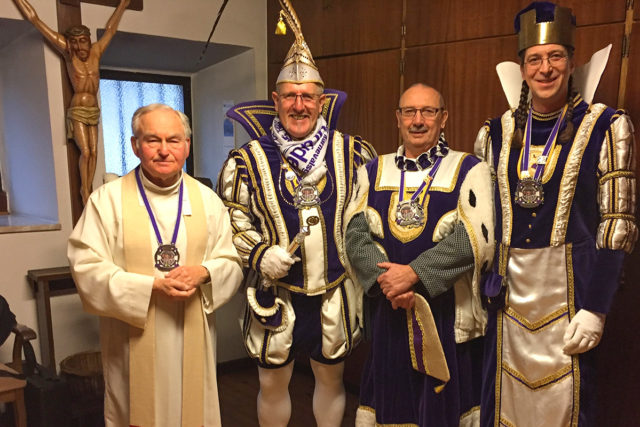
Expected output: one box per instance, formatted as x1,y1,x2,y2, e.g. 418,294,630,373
217,1,375,425
475,2,637,425
344,83,493,426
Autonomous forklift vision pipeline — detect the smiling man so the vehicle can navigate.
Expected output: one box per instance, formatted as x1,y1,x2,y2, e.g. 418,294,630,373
344,84,493,426
68,104,243,427
217,2,375,425
475,3,637,426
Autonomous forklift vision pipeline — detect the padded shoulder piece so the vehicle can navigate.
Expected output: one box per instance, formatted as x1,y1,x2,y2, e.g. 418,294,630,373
226,88,347,139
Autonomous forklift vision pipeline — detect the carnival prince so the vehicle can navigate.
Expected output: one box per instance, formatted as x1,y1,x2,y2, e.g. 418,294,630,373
217,1,376,425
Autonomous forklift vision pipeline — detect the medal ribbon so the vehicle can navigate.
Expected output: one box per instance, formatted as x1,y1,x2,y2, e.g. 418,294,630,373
399,156,443,207
135,167,184,253
520,105,567,181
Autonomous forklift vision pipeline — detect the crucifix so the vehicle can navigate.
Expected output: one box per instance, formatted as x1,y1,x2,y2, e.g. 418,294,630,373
12,0,142,222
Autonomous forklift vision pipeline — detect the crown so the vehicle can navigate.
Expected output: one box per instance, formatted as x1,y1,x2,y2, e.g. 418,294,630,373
515,2,576,53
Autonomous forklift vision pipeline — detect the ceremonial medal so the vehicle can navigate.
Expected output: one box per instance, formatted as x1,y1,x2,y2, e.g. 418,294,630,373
396,156,443,228
515,105,566,209
155,244,180,271
396,200,425,227
514,178,543,208
294,183,320,208
135,167,184,271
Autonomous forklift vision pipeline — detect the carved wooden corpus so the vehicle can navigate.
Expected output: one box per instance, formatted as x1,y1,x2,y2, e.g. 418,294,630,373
55,0,141,224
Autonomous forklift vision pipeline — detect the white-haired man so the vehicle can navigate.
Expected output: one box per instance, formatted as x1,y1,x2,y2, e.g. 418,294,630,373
68,104,243,427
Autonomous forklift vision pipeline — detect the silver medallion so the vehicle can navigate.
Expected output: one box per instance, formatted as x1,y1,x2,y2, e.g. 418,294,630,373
514,178,544,208
155,244,180,271
284,169,296,181
294,183,320,209
395,200,425,227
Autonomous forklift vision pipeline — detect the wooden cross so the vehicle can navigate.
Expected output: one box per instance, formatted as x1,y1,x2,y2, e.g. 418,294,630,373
55,0,141,223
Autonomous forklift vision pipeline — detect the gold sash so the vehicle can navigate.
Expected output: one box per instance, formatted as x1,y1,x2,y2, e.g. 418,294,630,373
407,294,450,393
122,171,207,427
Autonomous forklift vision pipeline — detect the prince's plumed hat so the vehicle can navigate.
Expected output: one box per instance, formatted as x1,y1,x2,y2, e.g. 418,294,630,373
275,0,324,87
515,2,576,54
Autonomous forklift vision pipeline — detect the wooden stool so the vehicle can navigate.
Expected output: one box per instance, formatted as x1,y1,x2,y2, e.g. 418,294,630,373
0,362,27,427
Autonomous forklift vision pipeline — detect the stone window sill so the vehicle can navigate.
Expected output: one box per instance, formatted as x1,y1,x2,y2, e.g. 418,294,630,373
0,213,61,234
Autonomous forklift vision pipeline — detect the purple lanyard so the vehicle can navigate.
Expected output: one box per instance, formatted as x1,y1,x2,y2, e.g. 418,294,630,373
399,156,443,206
521,105,567,181
135,167,184,247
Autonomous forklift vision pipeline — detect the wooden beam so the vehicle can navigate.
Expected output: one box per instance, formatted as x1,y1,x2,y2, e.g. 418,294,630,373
60,0,143,11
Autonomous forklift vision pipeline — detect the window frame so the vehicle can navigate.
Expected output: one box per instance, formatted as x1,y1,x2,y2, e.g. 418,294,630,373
99,69,194,175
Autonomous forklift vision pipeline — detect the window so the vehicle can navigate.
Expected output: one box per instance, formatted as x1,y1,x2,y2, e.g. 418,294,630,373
99,70,192,177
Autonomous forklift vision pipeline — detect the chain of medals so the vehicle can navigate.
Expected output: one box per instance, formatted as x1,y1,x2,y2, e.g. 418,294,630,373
278,157,334,210
135,167,183,272
396,156,443,227
514,105,567,208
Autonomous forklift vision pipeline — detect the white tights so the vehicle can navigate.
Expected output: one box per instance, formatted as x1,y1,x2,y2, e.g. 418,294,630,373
256,360,346,427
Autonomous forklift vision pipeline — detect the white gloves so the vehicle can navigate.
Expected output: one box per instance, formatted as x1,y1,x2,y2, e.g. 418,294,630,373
562,309,606,355
260,245,298,280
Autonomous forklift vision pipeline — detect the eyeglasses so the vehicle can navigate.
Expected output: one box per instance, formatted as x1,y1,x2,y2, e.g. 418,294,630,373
524,52,568,69
278,92,321,104
397,106,443,119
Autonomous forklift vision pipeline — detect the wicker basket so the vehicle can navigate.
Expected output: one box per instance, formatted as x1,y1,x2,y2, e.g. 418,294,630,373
60,351,104,399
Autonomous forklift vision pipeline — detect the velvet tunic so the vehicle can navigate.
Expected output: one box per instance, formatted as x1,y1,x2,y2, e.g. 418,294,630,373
475,96,637,427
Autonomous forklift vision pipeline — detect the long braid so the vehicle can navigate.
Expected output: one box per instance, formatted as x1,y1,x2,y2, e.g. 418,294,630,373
558,75,576,144
512,80,530,148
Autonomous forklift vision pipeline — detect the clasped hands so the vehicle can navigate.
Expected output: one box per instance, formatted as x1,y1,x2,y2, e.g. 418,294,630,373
377,262,418,310
152,265,210,300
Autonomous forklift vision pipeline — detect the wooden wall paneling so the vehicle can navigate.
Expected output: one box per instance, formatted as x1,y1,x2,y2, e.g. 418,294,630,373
267,0,403,60
403,36,516,155
592,21,640,427
405,0,522,46
573,24,624,108
316,50,402,155
405,0,625,47
623,22,640,131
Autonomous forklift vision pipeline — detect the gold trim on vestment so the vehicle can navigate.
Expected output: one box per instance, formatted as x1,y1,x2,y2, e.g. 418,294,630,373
566,244,580,426
356,405,419,427
406,294,450,390
388,192,429,243
123,172,207,427
495,309,504,426
503,306,568,332
599,169,635,183
333,132,348,268
498,111,515,246
551,104,607,246
502,362,572,390
249,142,290,247
432,209,457,242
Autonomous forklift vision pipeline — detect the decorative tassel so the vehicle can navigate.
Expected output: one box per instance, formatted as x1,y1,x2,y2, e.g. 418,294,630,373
275,10,287,35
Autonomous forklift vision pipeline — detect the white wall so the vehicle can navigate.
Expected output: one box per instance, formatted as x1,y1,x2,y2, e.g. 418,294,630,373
1,30,58,220
0,0,267,367
191,49,257,361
